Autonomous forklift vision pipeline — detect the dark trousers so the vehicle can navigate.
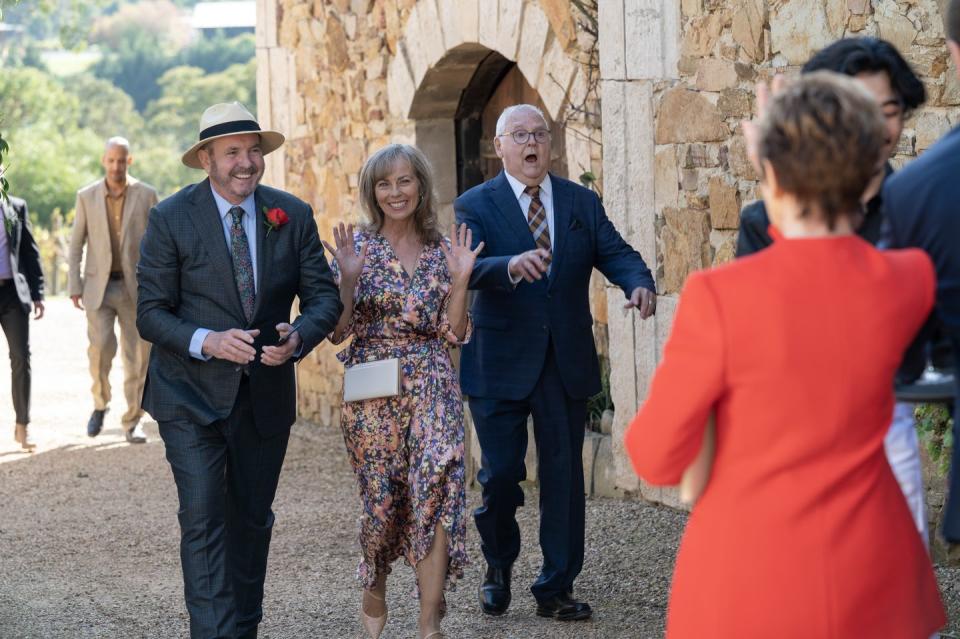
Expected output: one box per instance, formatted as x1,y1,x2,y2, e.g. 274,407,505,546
0,285,29,424
469,345,587,600
159,379,290,639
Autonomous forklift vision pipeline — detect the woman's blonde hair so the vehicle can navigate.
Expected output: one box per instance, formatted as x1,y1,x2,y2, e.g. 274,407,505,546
758,71,886,228
358,144,441,244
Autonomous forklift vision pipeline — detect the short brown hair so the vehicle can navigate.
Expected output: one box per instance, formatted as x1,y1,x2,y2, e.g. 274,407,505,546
358,144,440,244
758,71,885,228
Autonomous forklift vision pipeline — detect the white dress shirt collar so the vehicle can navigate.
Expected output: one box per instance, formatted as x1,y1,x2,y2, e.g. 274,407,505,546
504,171,552,202
209,184,256,222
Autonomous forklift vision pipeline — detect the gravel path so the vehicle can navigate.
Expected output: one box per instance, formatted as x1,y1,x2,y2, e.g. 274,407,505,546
1,297,959,638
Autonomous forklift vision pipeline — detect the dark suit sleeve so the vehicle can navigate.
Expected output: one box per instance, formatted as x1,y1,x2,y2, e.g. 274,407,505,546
136,206,202,357
454,195,514,291
16,199,44,301
592,194,656,297
290,208,343,359
735,200,773,257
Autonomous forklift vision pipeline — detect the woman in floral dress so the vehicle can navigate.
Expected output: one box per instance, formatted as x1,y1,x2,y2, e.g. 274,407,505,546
324,144,482,639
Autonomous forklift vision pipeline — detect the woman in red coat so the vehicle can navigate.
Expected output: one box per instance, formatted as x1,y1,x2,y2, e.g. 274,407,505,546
625,72,946,638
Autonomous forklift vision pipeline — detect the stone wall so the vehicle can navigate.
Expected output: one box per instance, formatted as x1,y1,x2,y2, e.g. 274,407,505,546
660,0,960,296
256,0,606,429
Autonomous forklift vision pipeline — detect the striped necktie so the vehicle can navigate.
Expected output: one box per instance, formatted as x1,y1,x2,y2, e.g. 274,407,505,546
228,206,256,322
525,185,552,266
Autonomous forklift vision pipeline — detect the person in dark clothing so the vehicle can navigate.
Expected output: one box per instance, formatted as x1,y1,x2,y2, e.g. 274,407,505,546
736,37,925,257
0,195,45,451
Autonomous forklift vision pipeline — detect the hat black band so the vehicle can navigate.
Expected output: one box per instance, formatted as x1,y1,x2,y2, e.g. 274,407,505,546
198,120,261,142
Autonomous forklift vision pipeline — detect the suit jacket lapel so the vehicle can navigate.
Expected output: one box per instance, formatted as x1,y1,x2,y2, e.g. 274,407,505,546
548,173,573,288
251,188,275,320
188,179,246,321
489,171,536,251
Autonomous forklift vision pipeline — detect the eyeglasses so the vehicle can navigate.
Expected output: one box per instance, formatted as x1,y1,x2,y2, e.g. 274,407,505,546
499,129,551,145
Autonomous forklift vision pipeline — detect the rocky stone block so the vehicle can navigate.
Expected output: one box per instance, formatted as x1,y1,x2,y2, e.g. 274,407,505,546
695,58,738,92
718,88,752,118
582,431,603,496
708,174,741,229
655,88,727,144
914,111,952,151
770,0,833,65
731,0,764,62
654,146,680,213
681,13,725,58
660,207,711,294
876,1,919,52
726,134,757,180
593,435,624,498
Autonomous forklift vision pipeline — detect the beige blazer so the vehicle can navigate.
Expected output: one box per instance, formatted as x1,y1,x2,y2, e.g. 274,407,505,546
68,176,159,310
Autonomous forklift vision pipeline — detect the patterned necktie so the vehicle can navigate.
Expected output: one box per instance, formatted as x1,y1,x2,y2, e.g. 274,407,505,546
525,185,552,266
228,206,255,321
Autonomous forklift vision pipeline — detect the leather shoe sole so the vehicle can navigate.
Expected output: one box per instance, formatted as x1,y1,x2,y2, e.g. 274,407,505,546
535,602,592,621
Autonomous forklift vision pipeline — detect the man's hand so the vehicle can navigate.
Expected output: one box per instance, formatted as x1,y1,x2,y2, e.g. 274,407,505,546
508,248,551,283
624,287,656,319
70,294,83,310
32,301,44,320
261,322,301,366
201,328,260,364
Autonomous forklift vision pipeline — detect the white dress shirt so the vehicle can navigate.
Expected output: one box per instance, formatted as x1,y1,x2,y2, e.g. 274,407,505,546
504,172,554,284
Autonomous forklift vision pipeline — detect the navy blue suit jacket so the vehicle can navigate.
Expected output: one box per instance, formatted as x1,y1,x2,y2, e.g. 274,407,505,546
455,171,655,401
883,125,960,540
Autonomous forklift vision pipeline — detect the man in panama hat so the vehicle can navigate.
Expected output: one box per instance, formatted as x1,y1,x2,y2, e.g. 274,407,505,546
137,102,342,639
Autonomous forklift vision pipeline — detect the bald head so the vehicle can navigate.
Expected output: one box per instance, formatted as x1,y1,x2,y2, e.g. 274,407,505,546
102,137,132,189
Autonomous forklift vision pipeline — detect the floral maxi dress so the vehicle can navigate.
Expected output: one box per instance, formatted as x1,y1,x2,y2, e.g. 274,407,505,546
331,230,470,591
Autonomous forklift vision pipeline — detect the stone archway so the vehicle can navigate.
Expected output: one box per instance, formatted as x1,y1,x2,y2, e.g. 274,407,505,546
385,0,592,228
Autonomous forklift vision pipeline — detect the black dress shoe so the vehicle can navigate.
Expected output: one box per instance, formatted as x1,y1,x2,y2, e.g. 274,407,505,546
87,409,106,437
535,593,592,621
478,564,511,616
237,627,257,639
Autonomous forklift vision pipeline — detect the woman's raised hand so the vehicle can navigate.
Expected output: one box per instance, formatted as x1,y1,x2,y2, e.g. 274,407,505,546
322,222,368,284
441,222,484,288
742,73,788,176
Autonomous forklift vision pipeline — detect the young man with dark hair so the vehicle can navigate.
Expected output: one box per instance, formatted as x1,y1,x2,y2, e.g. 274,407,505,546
737,37,925,255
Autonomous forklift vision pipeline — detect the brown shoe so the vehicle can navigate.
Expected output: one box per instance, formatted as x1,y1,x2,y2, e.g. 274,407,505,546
14,423,36,452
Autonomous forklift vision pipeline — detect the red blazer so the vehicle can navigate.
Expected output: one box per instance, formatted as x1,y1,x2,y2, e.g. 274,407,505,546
626,236,945,638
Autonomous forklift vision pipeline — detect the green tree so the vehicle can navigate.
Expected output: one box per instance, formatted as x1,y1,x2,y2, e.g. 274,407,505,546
0,67,80,132
177,30,254,74
92,29,176,111
3,123,102,226
67,73,145,140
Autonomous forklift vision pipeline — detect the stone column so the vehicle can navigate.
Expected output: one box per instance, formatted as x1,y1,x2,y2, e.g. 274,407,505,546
599,0,682,506
256,0,295,190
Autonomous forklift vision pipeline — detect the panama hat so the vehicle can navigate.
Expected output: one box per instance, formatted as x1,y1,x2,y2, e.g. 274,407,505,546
181,102,285,169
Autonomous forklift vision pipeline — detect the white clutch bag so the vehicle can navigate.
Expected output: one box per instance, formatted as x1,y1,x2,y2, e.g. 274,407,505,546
343,358,401,402
679,415,716,506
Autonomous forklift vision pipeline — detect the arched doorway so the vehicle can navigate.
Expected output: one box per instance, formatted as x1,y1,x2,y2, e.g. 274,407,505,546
453,54,567,194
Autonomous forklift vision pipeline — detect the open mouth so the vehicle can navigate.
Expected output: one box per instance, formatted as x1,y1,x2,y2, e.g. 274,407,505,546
232,169,256,180
524,152,538,164
386,200,409,211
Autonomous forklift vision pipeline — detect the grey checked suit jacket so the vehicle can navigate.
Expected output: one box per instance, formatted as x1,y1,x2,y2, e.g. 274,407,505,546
136,179,342,437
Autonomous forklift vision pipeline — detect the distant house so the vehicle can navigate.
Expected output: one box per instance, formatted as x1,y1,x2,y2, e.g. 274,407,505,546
191,1,255,37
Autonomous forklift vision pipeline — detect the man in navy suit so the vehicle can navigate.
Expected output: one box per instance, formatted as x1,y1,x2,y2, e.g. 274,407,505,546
883,0,960,543
455,104,656,621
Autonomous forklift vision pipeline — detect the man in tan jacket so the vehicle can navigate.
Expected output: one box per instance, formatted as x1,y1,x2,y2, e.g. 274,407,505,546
69,137,159,443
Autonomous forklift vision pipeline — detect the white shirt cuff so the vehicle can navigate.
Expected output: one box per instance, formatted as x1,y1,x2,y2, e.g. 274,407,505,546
507,261,522,286
190,328,213,360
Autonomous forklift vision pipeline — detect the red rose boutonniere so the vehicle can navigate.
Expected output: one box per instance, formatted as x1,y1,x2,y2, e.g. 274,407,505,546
263,206,289,235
